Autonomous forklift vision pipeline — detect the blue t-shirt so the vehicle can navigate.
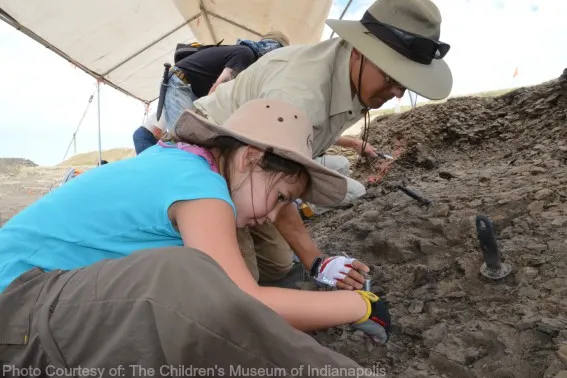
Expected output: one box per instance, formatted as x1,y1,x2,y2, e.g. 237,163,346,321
0,144,235,293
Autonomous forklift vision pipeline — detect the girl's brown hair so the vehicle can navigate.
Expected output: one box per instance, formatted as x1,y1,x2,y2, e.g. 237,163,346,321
164,133,311,196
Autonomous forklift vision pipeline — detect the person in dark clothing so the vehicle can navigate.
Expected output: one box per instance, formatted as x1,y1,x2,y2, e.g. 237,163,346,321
175,45,256,98
162,31,289,133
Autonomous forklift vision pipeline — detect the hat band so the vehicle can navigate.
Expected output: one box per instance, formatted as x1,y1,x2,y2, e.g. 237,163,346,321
359,11,450,65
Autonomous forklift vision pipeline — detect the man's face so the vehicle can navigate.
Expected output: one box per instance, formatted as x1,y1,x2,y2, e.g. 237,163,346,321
350,50,406,108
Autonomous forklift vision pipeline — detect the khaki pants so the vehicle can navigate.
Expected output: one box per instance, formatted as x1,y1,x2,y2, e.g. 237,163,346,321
0,247,372,377
313,155,366,205
237,222,294,282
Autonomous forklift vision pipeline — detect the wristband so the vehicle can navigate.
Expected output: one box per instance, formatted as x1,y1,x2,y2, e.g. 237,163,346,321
354,290,379,324
310,256,323,277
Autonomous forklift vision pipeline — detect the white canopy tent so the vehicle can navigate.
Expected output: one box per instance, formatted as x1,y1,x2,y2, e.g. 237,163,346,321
0,0,333,161
0,0,333,103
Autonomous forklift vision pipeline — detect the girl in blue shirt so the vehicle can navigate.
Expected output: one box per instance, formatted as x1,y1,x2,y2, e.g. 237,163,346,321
0,99,390,369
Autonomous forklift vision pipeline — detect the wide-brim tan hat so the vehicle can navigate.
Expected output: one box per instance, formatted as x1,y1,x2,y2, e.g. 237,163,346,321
174,99,347,207
326,0,452,100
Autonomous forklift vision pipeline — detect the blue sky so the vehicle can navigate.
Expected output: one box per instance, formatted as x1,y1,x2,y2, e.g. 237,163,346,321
1,0,566,166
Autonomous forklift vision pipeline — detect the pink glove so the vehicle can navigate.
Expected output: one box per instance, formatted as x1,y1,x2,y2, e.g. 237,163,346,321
312,256,356,287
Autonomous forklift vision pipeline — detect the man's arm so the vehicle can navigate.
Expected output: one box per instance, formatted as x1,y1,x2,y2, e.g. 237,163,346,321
335,136,358,149
208,67,236,95
208,46,256,95
274,202,324,270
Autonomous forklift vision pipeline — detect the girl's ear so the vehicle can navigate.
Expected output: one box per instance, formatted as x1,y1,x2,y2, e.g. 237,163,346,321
238,146,265,172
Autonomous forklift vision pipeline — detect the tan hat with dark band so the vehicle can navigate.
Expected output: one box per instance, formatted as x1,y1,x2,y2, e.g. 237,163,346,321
326,0,453,100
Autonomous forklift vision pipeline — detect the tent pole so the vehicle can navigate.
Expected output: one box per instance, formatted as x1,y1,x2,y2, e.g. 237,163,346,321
329,0,354,38
97,80,102,164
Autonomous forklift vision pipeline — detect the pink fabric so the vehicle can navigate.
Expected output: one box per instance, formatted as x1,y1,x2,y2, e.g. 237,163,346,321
157,141,219,173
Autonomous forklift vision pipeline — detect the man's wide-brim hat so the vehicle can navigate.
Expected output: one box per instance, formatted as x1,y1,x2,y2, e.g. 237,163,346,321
326,0,453,100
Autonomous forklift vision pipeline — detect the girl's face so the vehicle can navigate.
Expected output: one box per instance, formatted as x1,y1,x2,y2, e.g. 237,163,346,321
230,147,308,228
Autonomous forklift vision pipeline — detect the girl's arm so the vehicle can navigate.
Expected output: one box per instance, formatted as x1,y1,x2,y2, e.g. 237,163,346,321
168,198,368,332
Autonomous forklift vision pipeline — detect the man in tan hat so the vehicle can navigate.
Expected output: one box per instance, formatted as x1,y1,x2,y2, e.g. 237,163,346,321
188,0,453,288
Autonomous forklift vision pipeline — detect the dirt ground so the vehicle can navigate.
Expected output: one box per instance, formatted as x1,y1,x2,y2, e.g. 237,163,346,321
1,70,566,377
306,69,567,378
0,159,69,226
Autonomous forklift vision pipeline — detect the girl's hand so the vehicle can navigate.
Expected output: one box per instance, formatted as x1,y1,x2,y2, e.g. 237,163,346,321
352,291,391,344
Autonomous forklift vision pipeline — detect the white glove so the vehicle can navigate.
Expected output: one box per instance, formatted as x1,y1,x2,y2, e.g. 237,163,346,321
313,256,356,287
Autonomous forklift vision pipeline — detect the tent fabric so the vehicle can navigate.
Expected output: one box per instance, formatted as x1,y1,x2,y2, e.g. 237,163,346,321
0,0,333,103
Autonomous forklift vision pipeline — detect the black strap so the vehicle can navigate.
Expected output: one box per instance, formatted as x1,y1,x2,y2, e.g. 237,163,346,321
360,11,447,65
310,257,323,277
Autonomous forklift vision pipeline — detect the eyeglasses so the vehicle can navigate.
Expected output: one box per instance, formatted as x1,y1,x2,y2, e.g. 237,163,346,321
384,73,404,89
366,59,405,89
360,11,450,65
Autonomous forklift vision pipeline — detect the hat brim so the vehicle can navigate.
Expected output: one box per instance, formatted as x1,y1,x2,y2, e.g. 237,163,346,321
174,110,348,207
326,19,452,100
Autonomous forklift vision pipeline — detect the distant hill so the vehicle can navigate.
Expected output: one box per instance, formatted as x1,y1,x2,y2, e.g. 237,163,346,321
0,158,38,172
58,148,135,167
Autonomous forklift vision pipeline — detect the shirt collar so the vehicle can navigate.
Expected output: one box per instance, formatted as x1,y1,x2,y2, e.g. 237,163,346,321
330,40,358,116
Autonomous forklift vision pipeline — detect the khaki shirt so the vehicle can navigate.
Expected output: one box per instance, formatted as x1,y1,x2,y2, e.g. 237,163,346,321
193,38,365,158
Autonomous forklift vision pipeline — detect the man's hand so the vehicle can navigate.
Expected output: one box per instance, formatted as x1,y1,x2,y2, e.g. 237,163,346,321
312,255,370,290
352,138,379,157
335,136,378,158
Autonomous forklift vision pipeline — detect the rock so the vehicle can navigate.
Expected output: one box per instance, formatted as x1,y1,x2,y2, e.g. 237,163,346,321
527,243,548,253
531,167,547,175
523,267,539,278
518,285,540,299
554,372,567,378
419,239,440,255
479,174,491,183
558,344,567,364
446,291,467,299
543,279,567,295
528,201,545,214
408,300,425,314
415,362,428,371
423,323,447,349
469,199,483,208
388,248,421,264
413,265,431,287
537,318,565,336
434,204,451,217
364,339,374,354
551,218,567,228
439,170,463,179
493,367,519,378
535,188,553,200
526,254,552,266
398,315,431,336
517,314,541,330
426,218,446,232
362,210,381,222
429,351,476,378
376,219,396,229
434,334,486,365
